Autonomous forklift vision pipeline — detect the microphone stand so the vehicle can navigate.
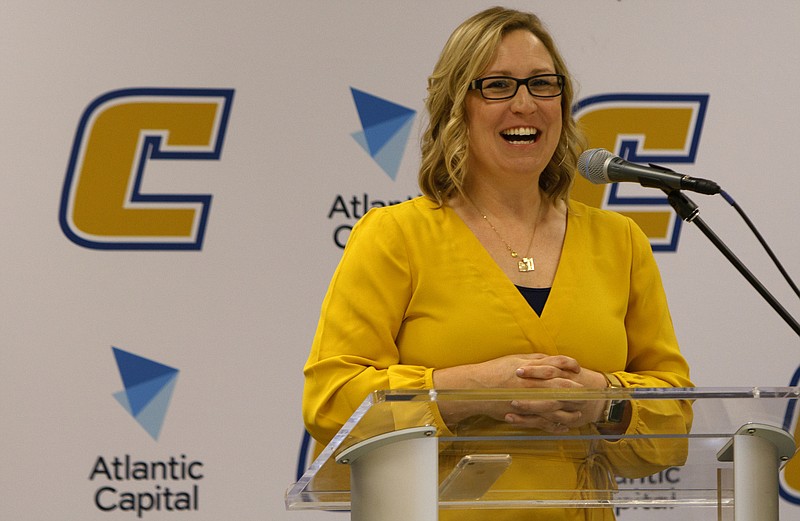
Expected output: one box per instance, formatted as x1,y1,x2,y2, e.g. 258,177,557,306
663,187,800,338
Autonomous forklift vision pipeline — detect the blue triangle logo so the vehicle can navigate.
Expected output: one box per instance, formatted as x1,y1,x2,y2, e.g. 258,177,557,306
350,87,415,180
112,347,179,440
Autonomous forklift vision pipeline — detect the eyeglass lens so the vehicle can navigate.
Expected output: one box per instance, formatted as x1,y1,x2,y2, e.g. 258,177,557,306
479,75,562,99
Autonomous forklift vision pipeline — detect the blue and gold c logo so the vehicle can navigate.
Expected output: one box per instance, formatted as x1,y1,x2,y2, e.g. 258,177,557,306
573,93,709,251
59,88,234,250
780,366,800,504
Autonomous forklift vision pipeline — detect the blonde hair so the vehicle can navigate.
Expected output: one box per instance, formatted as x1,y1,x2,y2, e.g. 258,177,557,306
419,6,587,205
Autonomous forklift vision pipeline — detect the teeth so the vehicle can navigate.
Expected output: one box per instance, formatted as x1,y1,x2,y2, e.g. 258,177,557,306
501,127,538,143
502,127,538,137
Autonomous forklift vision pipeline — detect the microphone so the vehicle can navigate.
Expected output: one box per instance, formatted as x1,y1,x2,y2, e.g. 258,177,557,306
577,148,721,195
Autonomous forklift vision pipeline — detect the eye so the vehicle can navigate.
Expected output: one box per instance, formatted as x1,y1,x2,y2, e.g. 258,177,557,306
484,78,514,90
527,75,563,96
529,77,556,88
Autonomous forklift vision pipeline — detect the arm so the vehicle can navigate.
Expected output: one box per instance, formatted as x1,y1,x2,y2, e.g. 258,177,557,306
598,218,694,477
303,208,432,445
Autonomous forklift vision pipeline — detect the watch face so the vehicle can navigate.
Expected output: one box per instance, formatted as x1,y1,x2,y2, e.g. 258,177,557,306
607,400,625,423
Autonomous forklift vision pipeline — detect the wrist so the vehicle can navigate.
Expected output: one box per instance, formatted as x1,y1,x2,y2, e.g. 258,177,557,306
597,372,625,425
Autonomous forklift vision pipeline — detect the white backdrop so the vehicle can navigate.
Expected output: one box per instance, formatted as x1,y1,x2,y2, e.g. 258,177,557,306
3,1,800,519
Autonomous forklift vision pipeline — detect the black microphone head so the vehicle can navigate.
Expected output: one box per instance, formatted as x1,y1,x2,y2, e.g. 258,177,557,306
578,148,614,185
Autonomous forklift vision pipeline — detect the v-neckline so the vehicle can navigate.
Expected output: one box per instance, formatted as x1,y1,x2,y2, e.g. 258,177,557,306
444,201,574,323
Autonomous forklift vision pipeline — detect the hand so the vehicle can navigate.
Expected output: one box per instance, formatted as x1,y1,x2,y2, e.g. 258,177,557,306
508,355,608,430
449,353,582,389
433,353,609,431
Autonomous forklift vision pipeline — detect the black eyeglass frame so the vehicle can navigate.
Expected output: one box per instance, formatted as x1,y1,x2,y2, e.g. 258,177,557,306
468,74,566,100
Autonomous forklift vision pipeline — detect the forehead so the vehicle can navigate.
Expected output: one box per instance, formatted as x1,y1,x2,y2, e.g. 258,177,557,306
485,29,555,74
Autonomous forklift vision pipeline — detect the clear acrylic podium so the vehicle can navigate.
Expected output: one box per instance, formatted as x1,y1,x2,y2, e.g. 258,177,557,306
286,387,798,520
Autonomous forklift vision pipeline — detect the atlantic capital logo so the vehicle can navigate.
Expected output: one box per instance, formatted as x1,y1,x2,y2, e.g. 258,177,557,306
350,87,415,180
112,347,179,440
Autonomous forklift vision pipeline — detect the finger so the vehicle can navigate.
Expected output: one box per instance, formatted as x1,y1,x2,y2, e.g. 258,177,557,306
515,356,581,378
509,399,562,415
540,410,582,426
504,413,572,433
515,367,580,381
507,404,582,425
543,355,581,373
557,399,598,411
510,397,582,411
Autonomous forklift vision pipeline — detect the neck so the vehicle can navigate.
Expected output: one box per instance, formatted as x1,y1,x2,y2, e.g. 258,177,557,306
462,179,547,221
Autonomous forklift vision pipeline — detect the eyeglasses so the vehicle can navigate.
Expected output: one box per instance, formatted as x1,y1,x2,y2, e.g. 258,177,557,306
469,74,565,100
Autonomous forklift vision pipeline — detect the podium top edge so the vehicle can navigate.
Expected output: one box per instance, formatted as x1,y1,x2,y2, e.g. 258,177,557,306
370,386,800,403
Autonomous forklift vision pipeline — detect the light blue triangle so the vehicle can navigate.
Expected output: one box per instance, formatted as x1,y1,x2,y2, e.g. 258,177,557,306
351,116,415,180
372,116,414,180
113,390,133,414
351,130,369,154
133,374,178,440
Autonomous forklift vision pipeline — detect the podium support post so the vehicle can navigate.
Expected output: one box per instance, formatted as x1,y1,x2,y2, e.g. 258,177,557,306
717,423,795,521
336,426,439,521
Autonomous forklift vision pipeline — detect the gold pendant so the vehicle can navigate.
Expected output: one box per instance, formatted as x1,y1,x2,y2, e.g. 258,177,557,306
518,257,535,272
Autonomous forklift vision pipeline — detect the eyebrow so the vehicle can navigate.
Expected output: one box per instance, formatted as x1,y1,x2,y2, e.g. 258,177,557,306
482,68,556,77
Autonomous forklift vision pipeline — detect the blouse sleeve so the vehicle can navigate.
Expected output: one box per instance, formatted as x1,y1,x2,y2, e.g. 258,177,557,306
600,218,694,477
302,208,436,445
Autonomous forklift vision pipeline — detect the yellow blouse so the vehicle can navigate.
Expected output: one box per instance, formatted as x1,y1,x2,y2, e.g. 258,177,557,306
303,196,693,520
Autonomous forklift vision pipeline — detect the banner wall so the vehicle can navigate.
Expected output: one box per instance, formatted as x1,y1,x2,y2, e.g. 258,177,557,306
3,1,800,519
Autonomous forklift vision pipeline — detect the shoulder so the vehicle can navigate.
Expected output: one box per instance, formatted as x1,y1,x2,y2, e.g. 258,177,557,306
567,199,651,251
371,196,439,217
568,199,629,226
568,199,643,233
354,196,444,231
346,196,445,248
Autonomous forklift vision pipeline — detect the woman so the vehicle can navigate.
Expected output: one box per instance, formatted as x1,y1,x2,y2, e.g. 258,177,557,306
303,7,692,520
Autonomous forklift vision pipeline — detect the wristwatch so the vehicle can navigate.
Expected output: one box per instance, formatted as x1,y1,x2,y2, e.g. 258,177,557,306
600,373,625,424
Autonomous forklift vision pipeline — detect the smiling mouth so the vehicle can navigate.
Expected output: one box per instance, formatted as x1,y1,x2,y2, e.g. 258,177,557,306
500,127,539,144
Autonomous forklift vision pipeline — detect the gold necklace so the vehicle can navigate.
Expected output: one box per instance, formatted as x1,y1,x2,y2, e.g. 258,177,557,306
467,196,545,272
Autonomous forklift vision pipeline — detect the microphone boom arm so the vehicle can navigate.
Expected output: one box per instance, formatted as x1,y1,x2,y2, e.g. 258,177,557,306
664,188,800,338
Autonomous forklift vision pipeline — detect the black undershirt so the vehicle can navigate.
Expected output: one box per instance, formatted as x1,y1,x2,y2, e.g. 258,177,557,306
515,286,551,316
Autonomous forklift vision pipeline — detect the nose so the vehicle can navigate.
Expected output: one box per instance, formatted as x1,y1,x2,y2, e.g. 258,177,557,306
509,84,538,114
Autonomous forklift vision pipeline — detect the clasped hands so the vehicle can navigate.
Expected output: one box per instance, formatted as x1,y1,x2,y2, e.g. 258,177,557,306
433,353,609,432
